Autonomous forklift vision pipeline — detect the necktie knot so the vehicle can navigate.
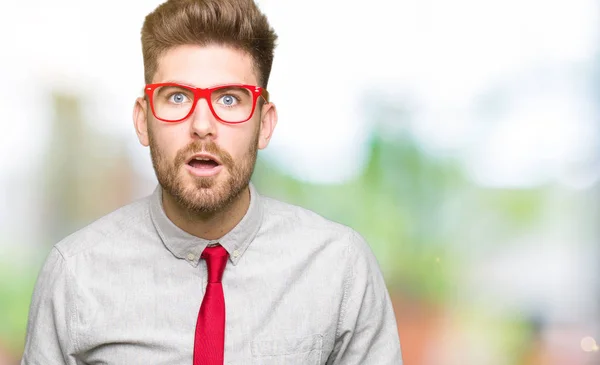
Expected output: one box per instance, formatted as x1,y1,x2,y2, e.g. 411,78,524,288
201,245,229,283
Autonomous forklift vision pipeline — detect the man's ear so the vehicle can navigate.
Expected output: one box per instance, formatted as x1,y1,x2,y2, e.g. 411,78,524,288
133,97,150,147
257,102,278,150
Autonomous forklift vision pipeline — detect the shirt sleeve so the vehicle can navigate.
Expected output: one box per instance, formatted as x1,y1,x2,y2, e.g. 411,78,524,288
21,247,79,365
328,230,403,365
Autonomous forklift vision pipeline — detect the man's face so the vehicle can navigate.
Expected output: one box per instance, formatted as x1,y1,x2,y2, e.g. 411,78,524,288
133,44,277,214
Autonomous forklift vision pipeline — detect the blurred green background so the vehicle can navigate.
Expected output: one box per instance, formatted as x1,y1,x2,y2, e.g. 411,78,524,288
1,0,600,364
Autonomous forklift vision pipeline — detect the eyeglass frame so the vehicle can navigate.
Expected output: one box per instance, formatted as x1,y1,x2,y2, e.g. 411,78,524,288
144,82,270,124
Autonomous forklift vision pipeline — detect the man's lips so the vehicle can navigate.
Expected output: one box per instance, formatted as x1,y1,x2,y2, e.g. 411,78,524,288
185,163,223,177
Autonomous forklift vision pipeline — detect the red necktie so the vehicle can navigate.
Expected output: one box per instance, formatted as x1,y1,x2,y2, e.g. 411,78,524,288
193,245,229,365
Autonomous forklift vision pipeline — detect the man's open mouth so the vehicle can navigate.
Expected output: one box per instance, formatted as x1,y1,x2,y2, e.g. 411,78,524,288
188,156,220,169
185,154,223,177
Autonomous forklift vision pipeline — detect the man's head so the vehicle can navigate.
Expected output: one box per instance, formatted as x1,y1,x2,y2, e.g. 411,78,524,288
133,0,278,215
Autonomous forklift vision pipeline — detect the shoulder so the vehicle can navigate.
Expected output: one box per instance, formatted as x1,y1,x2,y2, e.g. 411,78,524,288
258,195,386,290
260,195,351,234
258,195,369,253
54,195,152,259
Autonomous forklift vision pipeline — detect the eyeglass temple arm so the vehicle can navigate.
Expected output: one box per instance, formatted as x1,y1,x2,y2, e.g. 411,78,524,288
261,89,270,103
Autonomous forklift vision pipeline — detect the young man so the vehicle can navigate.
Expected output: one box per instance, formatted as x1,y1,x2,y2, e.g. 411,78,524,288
21,0,403,364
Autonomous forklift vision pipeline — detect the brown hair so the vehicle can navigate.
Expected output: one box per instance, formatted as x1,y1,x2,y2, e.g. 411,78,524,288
141,0,277,87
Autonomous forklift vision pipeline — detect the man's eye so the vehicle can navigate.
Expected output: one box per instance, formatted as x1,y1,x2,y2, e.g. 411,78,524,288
169,93,189,103
218,95,238,106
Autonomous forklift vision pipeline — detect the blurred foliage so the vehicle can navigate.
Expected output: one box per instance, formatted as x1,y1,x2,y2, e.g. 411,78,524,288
0,252,39,355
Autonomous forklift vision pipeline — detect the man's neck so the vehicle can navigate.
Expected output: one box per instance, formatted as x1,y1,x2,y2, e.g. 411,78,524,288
161,186,251,240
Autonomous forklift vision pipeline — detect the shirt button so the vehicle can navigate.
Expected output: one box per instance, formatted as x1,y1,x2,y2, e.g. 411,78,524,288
232,250,240,258
186,253,196,261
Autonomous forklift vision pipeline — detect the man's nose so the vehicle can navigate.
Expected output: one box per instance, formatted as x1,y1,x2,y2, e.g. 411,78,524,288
189,98,217,139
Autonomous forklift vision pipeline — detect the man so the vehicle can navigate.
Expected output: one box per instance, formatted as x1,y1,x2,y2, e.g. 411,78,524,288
21,0,403,364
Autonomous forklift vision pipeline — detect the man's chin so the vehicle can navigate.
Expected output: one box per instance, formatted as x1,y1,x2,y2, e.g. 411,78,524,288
170,185,225,213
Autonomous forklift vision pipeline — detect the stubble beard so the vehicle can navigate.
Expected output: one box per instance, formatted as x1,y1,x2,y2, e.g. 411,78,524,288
148,129,259,216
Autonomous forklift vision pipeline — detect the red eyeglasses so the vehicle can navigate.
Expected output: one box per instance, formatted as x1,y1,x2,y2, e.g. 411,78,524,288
145,83,270,123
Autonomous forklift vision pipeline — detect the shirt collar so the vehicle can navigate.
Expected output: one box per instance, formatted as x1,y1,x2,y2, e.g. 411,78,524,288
149,182,263,267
